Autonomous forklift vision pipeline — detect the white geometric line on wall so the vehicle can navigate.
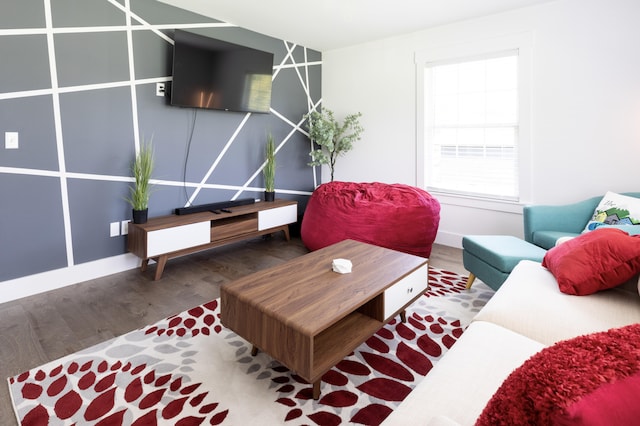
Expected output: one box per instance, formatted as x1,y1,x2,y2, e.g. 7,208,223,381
0,78,170,101
272,41,297,81
44,0,74,267
0,166,312,198
231,110,309,200
0,23,234,38
123,0,142,154
186,112,253,206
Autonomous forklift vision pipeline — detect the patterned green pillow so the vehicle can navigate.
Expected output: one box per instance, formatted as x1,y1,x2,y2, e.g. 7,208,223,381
584,191,640,232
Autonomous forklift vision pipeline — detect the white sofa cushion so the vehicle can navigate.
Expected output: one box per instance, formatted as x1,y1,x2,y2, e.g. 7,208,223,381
383,321,544,426
473,260,640,346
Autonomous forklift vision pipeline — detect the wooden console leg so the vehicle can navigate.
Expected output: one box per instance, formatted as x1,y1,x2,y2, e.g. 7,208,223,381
312,381,321,400
251,345,258,356
140,258,149,272
466,273,476,289
154,255,169,281
400,310,407,323
282,225,290,241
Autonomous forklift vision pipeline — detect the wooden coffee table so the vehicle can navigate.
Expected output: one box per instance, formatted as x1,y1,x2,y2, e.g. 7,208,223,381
220,239,429,399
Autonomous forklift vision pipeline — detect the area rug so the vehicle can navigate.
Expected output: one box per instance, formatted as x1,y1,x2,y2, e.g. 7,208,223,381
8,268,494,425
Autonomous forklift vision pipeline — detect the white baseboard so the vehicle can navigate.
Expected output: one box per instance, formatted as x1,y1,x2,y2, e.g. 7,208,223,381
0,254,141,305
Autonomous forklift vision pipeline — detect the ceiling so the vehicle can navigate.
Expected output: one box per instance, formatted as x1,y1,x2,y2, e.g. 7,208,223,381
158,0,555,51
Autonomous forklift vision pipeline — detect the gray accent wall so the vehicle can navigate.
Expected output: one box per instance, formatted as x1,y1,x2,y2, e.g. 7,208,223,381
0,0,321,282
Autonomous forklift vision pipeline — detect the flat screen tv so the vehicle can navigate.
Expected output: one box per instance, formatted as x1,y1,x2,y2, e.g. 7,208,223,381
170,29,274,113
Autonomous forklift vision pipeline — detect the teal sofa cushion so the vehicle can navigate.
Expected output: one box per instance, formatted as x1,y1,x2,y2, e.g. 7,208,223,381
532,231,581,250
463,235,547,273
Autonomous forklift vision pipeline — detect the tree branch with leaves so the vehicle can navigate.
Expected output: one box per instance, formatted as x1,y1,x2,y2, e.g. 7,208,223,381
304,109,363,182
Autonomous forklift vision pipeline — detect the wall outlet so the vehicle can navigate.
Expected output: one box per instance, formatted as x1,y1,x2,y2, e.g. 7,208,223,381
110,222,120,237
156,82,165,97
5,132,18,149
121,220,130,235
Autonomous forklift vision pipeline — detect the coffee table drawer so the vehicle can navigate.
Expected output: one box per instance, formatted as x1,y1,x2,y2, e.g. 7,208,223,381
384,264,429,320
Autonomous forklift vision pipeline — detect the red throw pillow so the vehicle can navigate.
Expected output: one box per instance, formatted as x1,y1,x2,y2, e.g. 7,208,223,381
541,228,640,295
476,324,640,426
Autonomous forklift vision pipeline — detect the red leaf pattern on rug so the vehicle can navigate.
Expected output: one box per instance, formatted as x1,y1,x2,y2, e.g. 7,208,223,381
396,322,417,340
308,411,342,426
365,334,390,353
322,369,349,386
361,352,414,381
21,382,43,399
78,371,96,390
199,402,219,413
162,396,189,419
22,404,49,425
125,377,143,402
396,342,433,375
46,375,67,396
357,378,412,401
131,409,158,426
277,397,297,407
85,387,117,420
335,359,371,376
286,408,303,421
139,388,167,409
417,334,442,357
96,409,126,425
54,390,82,419
210,409,229,425
350,403,394,426
318,390,358,407
9,267,493,425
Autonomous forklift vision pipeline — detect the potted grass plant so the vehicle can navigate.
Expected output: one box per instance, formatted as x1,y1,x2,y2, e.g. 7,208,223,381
263,133,276,202
125,139,154,224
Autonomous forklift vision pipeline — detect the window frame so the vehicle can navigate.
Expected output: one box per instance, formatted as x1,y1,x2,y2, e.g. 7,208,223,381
415,33,533,211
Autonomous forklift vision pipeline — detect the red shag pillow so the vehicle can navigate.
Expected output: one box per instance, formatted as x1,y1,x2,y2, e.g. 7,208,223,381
542,228,640,295
476,324,640,426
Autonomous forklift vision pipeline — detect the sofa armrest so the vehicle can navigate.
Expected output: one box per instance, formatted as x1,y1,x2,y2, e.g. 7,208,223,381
522,196,601,245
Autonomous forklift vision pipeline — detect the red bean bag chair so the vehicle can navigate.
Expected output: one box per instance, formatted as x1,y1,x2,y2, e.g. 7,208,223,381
301,181,440,258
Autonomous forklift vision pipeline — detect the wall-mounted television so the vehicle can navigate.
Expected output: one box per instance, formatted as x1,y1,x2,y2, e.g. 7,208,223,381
170,29,274,114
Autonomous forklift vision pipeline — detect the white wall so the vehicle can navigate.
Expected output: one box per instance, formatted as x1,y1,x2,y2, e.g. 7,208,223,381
322,0,640,247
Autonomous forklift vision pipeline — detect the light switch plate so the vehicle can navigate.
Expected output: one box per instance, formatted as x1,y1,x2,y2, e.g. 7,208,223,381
110,222,120,237
5,132,18,149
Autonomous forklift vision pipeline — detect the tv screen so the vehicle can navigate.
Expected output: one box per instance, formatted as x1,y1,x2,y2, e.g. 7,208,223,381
170,30,274,113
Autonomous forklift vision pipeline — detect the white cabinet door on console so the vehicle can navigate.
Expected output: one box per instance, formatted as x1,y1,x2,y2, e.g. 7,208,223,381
147,221,210,257
384,264,430,320
258,204,297,231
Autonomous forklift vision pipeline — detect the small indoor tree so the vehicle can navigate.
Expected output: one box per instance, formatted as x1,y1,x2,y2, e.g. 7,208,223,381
304,109,363,181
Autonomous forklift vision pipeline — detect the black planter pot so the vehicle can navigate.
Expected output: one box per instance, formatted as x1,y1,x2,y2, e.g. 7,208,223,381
264,191,275,202
132,208,148,224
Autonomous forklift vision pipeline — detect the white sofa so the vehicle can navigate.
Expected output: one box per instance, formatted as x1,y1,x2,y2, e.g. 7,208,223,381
384,260,640,426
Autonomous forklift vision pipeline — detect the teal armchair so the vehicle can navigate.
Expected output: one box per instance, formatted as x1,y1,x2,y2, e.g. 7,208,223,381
523,192,640,249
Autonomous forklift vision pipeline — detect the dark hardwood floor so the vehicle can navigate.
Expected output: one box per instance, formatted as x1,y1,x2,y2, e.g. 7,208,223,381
0,236,463,425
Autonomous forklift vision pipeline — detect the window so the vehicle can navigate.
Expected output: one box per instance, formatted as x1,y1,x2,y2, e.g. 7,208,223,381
416,34,532,205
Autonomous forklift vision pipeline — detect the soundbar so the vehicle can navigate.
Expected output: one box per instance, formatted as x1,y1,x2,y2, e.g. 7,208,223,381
175,198,255,215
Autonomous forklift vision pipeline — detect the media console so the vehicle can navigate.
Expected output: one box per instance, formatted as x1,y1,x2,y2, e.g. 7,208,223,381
127,199,298,280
